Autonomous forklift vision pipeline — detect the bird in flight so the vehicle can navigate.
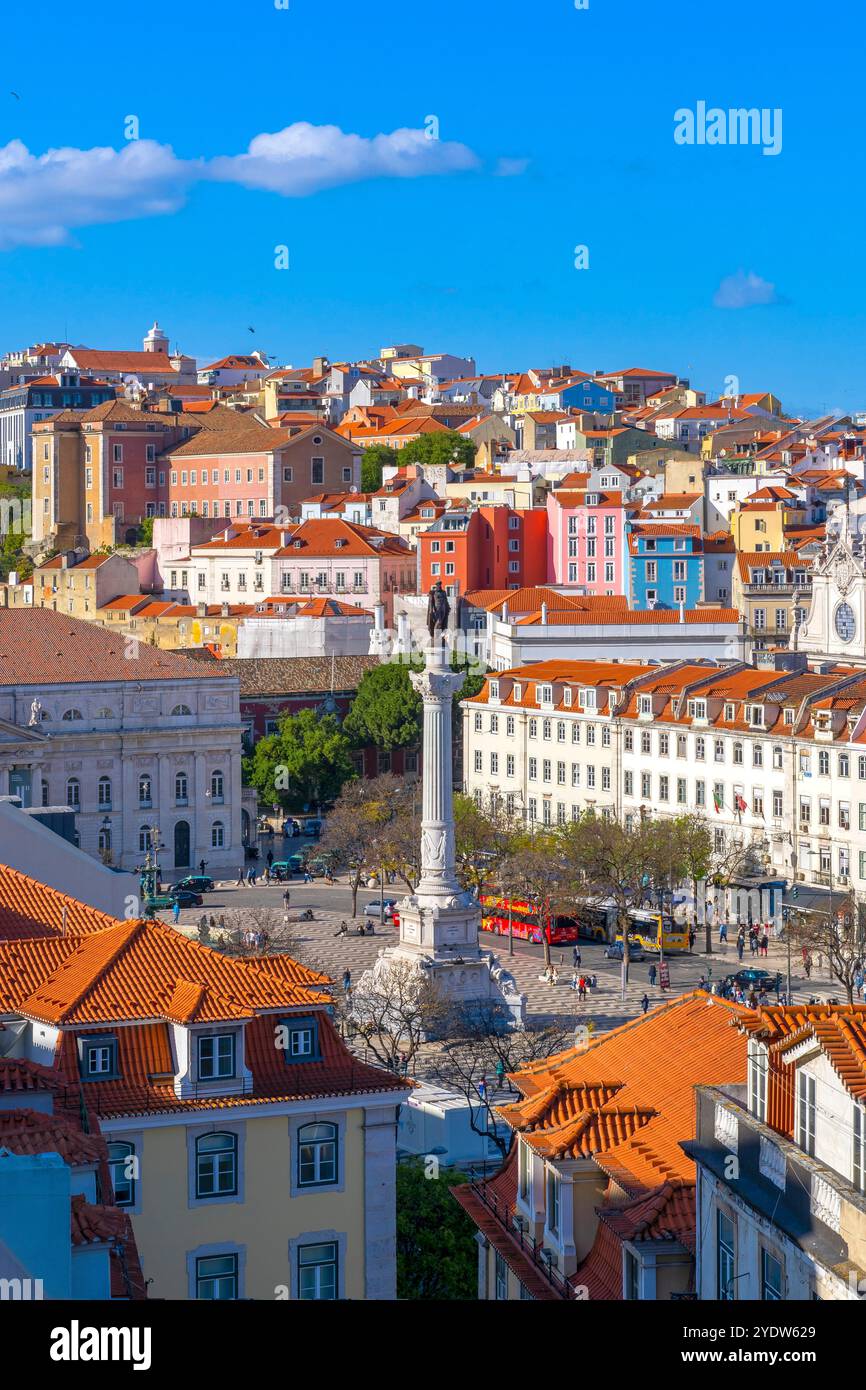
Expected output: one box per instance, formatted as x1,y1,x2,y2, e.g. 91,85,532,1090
10,92,20,100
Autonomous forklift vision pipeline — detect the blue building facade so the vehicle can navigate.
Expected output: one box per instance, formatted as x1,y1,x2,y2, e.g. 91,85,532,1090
627,526,705,610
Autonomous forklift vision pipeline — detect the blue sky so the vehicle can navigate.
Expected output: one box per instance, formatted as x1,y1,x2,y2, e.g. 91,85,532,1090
0,0,861,414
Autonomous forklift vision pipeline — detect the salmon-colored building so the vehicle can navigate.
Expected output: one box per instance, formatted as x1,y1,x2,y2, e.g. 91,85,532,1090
418,505,548,597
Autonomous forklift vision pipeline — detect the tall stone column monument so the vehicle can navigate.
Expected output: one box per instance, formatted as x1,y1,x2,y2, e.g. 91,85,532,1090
357,639,526,1029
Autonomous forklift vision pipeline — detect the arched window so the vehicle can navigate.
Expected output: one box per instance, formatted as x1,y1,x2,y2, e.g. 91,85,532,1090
98,826,112,855
297,1122,337,1187
66,777,80,809
138,826,150,854
98,776,112,808
108,1140,136,1206
138,774,152,808
211,820,225,849
195,1132,237,1198
171,704,193,717
62,708,83,721
211,770,224,803
175,771,188,805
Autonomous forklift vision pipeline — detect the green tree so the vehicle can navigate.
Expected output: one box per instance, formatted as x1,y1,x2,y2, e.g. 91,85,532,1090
343,661,422,750
360,444,398,493
401,430,476,471
135,516,155,548
0,531,32,581
243,708,353,810
396,1159,478,1300
673,813,714,953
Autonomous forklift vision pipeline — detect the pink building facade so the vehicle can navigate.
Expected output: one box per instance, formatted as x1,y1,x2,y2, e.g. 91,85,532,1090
546,488,637,595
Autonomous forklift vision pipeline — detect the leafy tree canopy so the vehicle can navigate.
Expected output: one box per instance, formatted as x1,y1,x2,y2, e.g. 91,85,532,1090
396,1159,478,1300
243,707,354,809
360,444,398,493
343,661,423,750
400,431,476,471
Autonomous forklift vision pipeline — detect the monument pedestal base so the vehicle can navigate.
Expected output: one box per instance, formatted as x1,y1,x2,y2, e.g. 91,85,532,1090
358,890,526,1034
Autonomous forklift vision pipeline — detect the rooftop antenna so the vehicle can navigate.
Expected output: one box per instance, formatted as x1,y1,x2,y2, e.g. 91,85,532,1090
61,903,67,938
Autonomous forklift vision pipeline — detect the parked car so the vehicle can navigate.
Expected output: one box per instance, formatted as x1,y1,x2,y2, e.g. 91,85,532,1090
724,968,782,993
174,875,214,894
270,855,307,881
145,889,203,913
302,818,323,838
306,855,335,878
282,819,301,838
604,939,646,963
365,898,398,922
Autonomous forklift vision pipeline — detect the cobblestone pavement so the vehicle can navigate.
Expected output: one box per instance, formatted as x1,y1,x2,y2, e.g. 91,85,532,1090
172,877,844,1042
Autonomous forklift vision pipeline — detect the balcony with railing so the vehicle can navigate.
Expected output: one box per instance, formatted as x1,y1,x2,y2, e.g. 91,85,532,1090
466,1180,578,1300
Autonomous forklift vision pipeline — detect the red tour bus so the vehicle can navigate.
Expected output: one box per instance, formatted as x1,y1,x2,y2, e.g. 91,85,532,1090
479,894,586,945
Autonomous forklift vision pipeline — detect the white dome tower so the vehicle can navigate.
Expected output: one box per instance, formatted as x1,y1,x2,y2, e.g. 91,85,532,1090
143,321,169,354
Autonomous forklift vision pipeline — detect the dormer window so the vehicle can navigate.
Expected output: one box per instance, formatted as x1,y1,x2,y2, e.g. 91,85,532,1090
513,683,522,702
489,680,500,701
537,683,553,705
586,492,599,506
748,705,765,727
579,688,597,710
638,695,653,716
80,1034,119,1080
687,699,706,719
198,1033,236,1081
724,703,735,722
783,708,795,725
563,688,573,707
278,1015,321,1062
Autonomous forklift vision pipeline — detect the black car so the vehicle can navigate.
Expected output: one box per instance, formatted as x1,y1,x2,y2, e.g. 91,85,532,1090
724,968,782,994
174,875,214,894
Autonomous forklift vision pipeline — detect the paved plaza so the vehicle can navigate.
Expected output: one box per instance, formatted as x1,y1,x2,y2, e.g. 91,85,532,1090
172,873,844,1042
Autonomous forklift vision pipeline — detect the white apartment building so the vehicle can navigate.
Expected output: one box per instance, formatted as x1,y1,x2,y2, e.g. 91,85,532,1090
691,1005,866,1301
461,656,866,900
183,518,415,624
0,610,245,877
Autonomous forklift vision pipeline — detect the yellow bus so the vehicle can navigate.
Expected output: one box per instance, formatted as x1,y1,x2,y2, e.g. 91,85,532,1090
616,909,690,954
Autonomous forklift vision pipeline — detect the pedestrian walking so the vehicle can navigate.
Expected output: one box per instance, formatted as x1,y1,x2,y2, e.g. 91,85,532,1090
342,969,351,993
855,969,864,1000
648,962,657,986
495,1059,506,1091
578,976,587,1001
760,932,769,957
804,953,813,980
283,888,291,909
688,926,696,952
737,935,745,962
172,900,181,925
641,993,650,1014
573,946,581,969
478,1077,487,1102
236,867,245,887
199,859,207,877
570,969,578,991
718,921,728,947
267,849,274,868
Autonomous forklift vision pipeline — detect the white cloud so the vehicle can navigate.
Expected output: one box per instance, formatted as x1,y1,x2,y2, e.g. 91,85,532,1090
713,270,780,309
0,138,195,249
207,122,480,195
494,157,530,177
0,123,481,250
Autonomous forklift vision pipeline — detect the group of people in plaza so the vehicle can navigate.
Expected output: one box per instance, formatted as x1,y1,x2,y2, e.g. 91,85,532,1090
716,920,773,959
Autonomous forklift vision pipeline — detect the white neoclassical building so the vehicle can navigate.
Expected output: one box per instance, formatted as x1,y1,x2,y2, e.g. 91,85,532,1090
461,654,866,907
0,610,246,877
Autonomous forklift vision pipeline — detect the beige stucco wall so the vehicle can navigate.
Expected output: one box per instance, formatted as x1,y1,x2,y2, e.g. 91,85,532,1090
117,1107,369,1300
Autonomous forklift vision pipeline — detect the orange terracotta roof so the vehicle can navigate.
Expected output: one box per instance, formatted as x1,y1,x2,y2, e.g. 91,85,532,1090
0,865,121,941
0,1108,104,1165
498,993,748,1194
0,917,331,1026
